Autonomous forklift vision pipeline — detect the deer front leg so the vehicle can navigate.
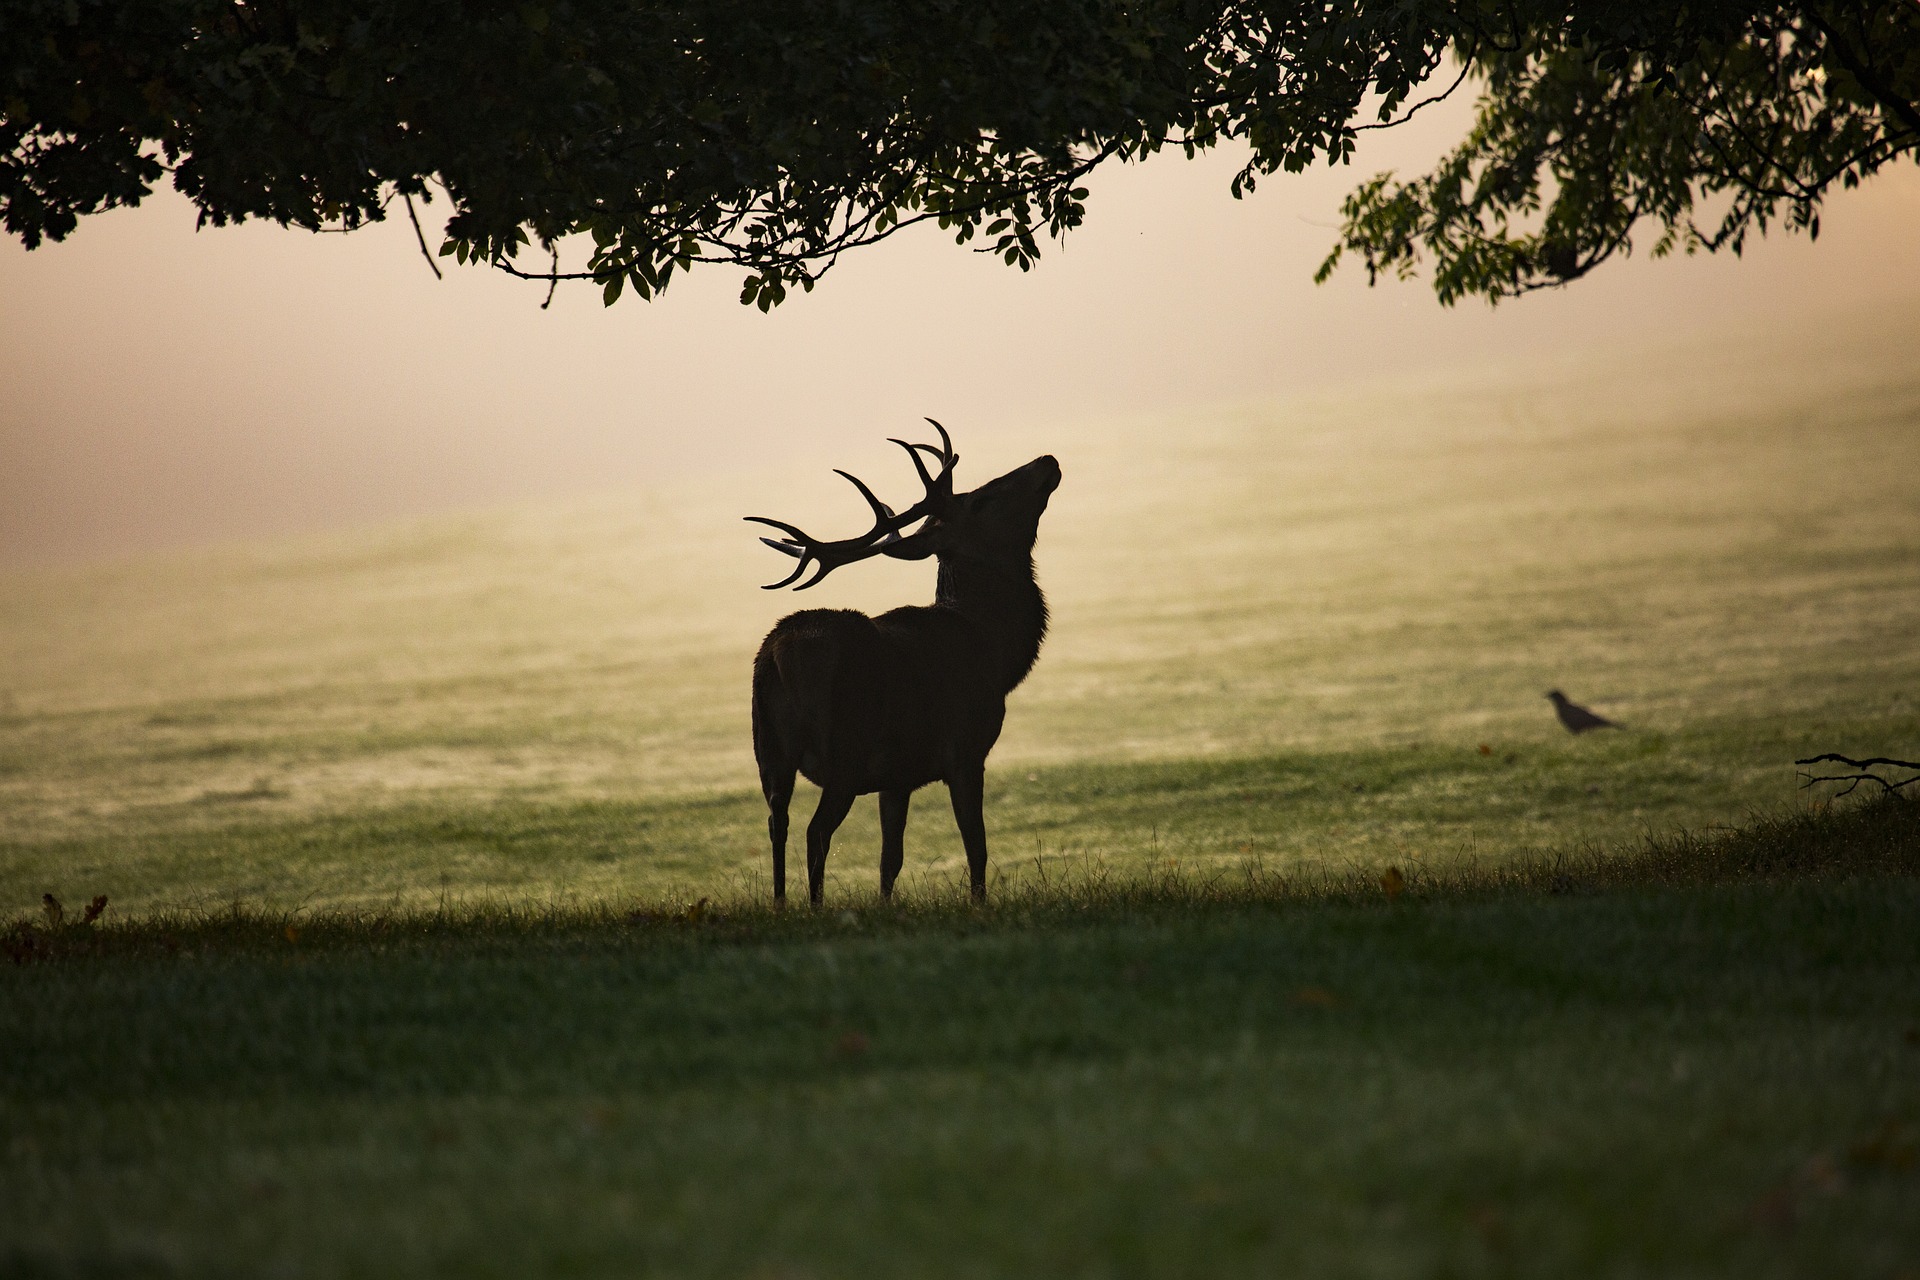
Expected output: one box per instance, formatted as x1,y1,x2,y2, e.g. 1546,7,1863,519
878,789,912,899
806,787,857,908
947,765,990,903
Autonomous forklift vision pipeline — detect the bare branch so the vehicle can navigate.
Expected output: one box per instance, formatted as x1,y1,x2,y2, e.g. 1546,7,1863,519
1796,753,1920,771
1795,753,1920,795
403,193,442,281
1353,50,1477,133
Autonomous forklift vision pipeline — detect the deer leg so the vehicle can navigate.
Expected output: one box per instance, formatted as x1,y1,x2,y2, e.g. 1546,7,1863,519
947,765,990,904
878,789,911,899
752,662,798,905
767,795,791,905
806,787,857,908
759,761,796,905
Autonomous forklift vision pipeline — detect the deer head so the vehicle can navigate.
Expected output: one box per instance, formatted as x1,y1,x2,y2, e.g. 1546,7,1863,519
746,419,1058,590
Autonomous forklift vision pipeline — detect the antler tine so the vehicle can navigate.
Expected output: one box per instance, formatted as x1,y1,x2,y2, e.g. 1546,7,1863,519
891,418,958,493
923,417,955,465
764,551,816,590
743,516,817,589
904,440,957,484
833,469,900,535
770,557,817,590
888,437,939,490
744,515,808,542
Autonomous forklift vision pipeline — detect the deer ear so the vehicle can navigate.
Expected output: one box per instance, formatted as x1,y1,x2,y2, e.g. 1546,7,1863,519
881,528,939,561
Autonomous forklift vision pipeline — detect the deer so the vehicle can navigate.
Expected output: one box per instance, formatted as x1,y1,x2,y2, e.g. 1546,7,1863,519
745,420,1060,907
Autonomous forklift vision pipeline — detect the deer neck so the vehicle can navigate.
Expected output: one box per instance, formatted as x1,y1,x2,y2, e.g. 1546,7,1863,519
934,554,1050,691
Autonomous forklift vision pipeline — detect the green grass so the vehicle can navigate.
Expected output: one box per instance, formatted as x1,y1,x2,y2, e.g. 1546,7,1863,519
5,722,1916,916
5,798,1918,1279
3,325,1918,1275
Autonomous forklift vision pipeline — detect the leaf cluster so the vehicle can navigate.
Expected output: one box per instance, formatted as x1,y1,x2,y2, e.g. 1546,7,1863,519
3,1,1914,306
0,0,1459,305
1318,2,1920,303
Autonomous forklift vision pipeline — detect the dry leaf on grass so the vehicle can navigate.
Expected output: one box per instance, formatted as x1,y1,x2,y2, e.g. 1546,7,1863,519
1849,1120,1917,1173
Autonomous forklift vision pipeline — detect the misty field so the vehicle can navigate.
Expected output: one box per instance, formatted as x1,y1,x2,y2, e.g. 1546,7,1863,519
4,329,1918,911
3,326,1919,1278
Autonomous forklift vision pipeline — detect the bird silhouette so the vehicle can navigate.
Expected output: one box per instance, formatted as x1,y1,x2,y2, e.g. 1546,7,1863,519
1546,690,1618,733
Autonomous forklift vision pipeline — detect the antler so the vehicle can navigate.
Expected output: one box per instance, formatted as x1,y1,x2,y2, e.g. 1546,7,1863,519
889,417,957,501
745,419,959,590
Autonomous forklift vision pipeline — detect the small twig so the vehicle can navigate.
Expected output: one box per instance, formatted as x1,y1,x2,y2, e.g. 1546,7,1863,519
541,245,560,310
1353,49,1478,133
404,193,443,280
1795,753,1920,796
491,257,602,283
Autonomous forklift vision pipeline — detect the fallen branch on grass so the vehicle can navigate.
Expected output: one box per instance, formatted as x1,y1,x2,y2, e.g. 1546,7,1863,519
1795,753,1920,797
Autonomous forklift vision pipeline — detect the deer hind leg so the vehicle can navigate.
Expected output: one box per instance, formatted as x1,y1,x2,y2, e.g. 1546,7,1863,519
752,673,798,905
761,767,794,905
806,787,857,908
947,764,990,904
878,789,911,899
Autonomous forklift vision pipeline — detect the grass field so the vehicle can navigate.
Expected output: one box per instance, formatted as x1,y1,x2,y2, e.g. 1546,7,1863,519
4,801,1919,1278
4,317,1919,1276
4,321,1918,911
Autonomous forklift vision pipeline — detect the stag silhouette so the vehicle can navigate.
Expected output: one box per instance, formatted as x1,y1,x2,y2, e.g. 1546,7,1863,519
747,421,1060,906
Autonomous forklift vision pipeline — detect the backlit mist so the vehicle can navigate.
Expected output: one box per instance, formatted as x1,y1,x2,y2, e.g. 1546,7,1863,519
4,99,1918,567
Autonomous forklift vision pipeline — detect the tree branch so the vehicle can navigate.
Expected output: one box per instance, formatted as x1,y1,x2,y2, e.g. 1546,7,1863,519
404,193,442,281
1795,753,1920,796
1802,6,1920,141
1352,49,1476,133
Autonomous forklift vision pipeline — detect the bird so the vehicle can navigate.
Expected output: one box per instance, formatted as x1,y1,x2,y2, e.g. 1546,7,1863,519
1546,690,1618,734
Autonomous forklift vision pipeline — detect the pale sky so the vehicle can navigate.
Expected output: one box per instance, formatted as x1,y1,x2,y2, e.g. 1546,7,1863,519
3,98,1917,567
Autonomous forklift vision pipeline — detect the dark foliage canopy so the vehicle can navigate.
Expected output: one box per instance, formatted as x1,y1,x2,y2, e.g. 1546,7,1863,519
4,1,1914,307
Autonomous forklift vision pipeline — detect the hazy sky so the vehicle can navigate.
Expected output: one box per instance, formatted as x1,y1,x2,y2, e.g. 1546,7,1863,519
3,98,1917,567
